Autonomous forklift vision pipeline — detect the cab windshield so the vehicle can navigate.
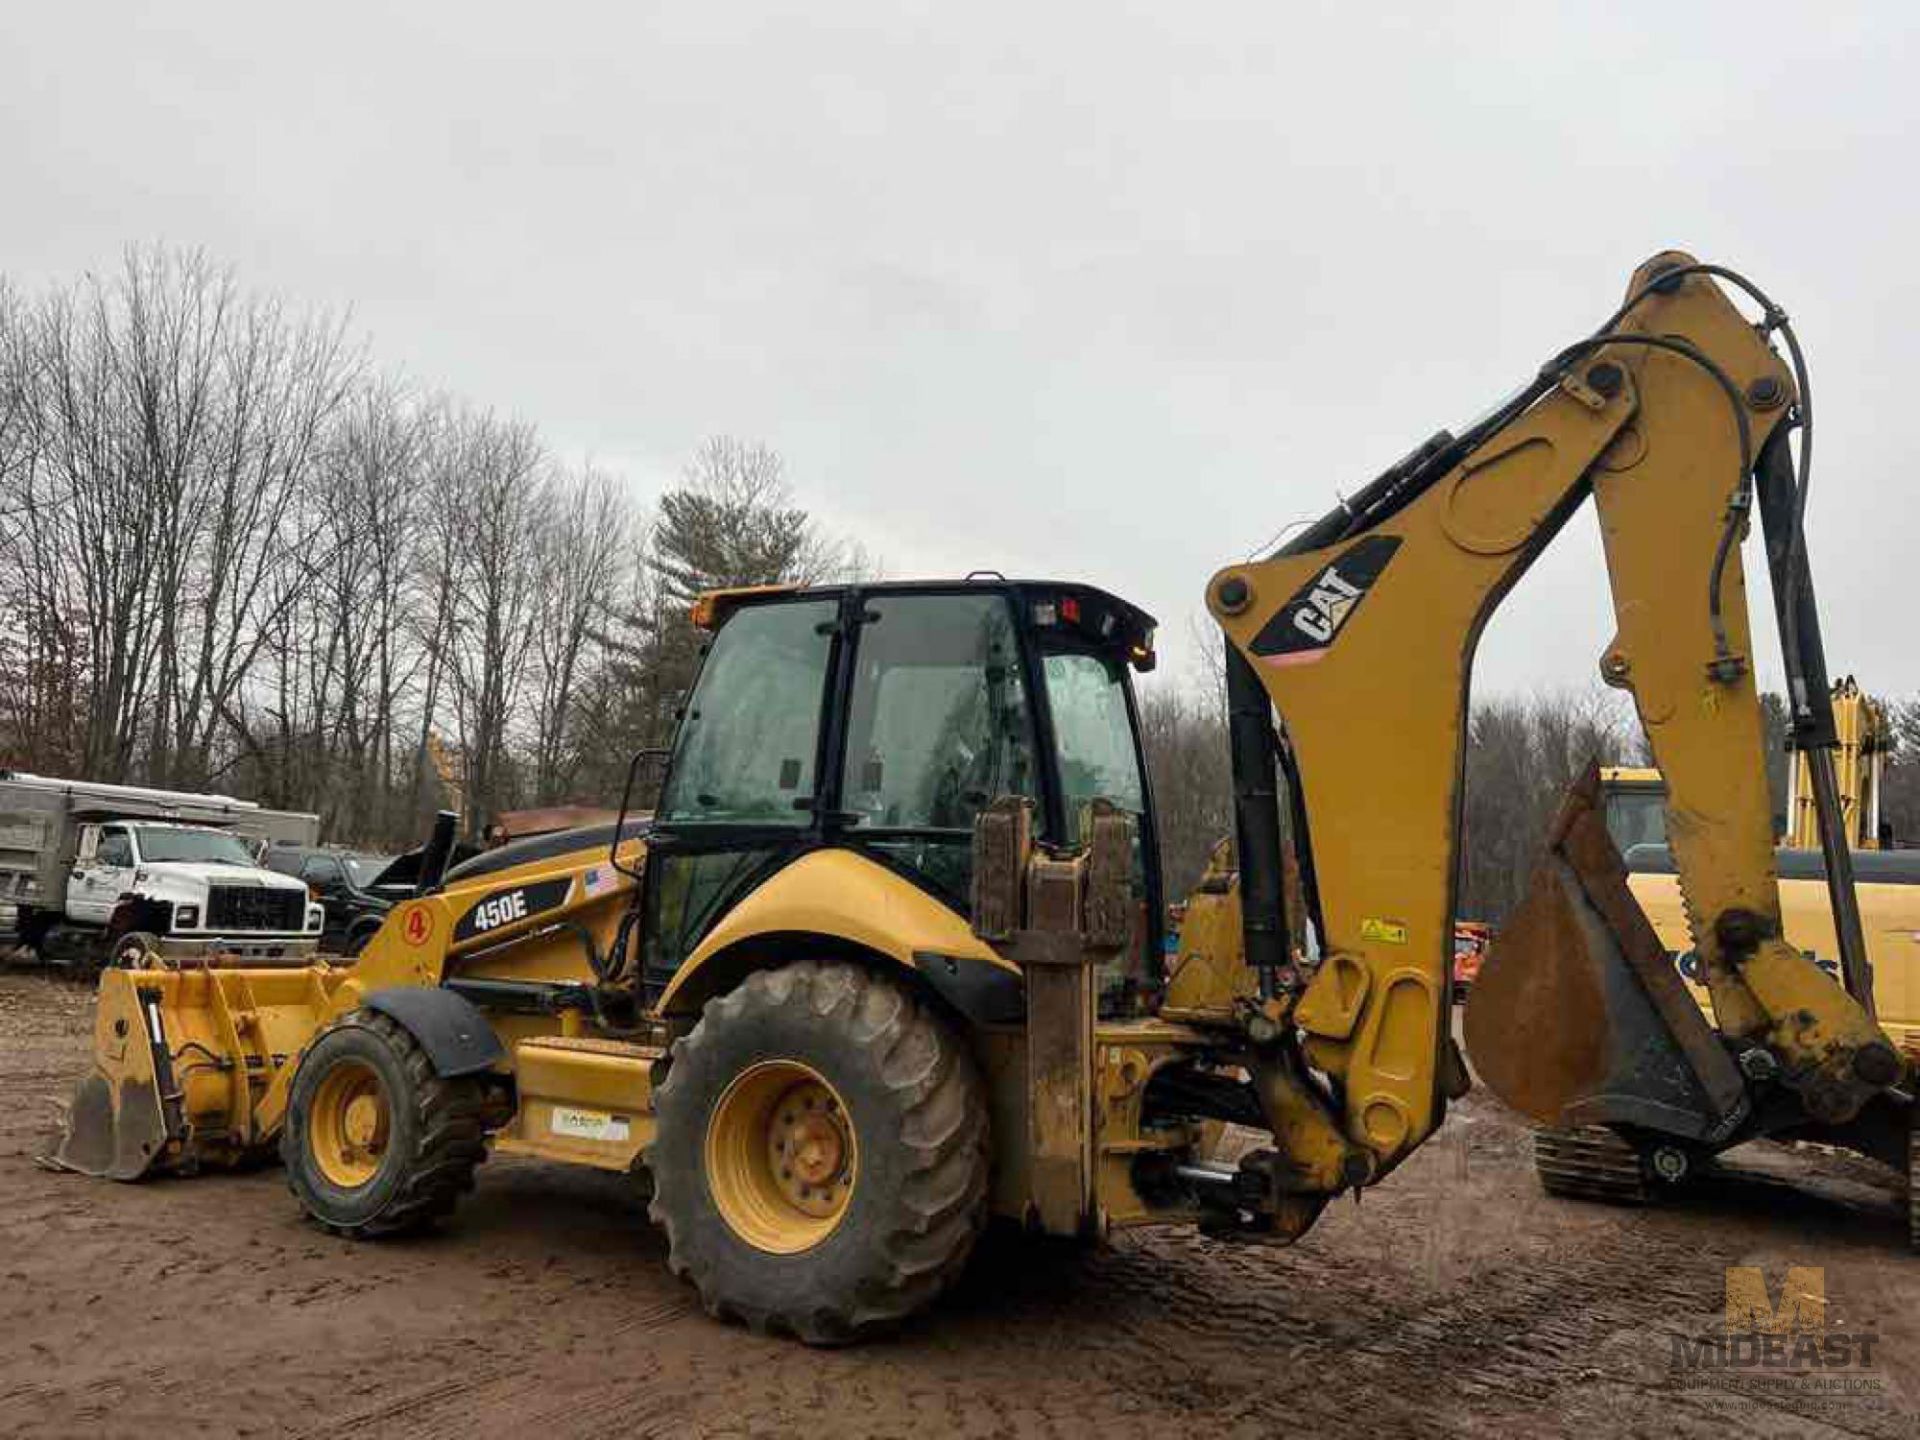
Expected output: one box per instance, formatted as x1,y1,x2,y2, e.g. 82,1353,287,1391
344,855,388,887
135,828,257,866
1603,788,1668,853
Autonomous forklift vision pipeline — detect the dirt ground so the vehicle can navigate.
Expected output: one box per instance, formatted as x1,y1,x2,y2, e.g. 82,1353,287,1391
1,969,1915,1439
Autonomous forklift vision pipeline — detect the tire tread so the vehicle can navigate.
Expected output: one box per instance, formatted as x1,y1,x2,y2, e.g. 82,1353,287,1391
283,1009,488,1239
649,961,989,1344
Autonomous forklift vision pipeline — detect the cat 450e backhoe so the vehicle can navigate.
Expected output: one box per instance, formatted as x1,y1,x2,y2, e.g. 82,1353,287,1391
54,252,1914,1342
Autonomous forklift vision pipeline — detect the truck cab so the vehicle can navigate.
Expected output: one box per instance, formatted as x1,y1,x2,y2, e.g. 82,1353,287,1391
53,820,324,966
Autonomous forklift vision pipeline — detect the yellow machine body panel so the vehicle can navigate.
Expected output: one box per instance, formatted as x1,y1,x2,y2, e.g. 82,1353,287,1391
657,847,1016,1015
496,1036,661,1172
1629,867,1920,1063
1598,756,1918,1064
1208,370,1636,1163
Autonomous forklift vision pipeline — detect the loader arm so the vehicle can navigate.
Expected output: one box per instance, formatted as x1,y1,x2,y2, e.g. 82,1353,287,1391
1205,252,1899,1187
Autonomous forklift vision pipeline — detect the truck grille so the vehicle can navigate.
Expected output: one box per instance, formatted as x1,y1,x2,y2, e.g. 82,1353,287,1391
205,884,305,933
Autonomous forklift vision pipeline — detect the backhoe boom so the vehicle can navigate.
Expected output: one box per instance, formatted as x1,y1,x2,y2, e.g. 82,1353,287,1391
1204,252,1900,1211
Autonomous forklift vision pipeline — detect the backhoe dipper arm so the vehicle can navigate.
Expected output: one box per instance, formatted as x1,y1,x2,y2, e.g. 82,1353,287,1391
1205,253,1897,1185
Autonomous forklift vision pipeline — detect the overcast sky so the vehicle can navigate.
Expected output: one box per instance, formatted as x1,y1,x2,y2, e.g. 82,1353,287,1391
4,3,1914,699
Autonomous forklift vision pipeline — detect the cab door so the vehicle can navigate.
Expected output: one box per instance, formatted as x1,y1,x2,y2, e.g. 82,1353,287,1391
834,590,1042,906
641,596,841,998
69,825,135,924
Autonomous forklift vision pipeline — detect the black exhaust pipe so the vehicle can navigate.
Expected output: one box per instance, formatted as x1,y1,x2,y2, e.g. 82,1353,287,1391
414,810,459,898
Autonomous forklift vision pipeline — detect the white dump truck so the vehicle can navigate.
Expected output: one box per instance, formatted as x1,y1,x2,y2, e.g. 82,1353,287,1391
0,773,323,970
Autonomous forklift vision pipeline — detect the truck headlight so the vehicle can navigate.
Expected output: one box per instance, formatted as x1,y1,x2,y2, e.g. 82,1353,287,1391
306,904,325,932
175,904,199,930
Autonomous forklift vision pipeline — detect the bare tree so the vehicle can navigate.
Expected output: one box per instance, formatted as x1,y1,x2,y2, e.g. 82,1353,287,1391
529,465,632,804
153,264,357,789
1879,698,1920,846
437,412,546,830
30,274,165,779
1457,687,1633,922
1138,684,1233,902
0,258,889,849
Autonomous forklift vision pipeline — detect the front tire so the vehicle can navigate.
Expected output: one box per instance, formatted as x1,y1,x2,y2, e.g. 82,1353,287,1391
109,931,162,968
283,1010,488,1237
649,961,988,1344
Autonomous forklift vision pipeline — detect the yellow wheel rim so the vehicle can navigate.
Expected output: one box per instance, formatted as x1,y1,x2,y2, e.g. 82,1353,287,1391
704,1060,857,1255
308,1057,392,1189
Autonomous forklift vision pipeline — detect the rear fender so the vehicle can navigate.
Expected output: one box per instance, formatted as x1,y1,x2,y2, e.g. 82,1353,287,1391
656,849,1017,1019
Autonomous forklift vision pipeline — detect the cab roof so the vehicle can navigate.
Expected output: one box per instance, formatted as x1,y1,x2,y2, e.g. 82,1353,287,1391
109,819,232,832
691,577,1159,671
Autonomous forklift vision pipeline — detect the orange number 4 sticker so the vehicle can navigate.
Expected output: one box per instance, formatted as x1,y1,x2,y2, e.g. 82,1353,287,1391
402,906,433,947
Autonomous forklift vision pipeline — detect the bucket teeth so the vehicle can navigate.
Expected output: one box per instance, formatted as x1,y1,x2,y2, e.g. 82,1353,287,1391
1532,1125,1650,1206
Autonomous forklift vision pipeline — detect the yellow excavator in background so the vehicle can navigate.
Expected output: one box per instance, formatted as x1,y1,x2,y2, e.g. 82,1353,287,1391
1789,677,1889,850
1587,682,1919,1139
52,252,1916,1342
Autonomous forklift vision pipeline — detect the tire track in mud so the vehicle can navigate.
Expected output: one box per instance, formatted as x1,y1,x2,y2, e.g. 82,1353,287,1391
306,1295,705,1438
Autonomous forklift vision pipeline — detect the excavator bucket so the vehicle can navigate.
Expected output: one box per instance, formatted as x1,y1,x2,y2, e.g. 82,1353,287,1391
48,970,179,1179
50,958,347,1180
1464,768,1748,1143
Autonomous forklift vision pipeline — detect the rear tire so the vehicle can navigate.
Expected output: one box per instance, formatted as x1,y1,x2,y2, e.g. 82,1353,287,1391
283,1010,488,1237
649,961,989,1344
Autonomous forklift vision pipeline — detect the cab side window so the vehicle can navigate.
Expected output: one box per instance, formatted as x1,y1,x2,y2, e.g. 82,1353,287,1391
95,830,133,868
264,847,306,878
839,593,1039,906
302,856,344,889
658,600,837,826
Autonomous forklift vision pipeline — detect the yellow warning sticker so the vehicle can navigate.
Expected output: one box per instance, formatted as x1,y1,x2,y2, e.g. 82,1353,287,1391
1360,917,1408,945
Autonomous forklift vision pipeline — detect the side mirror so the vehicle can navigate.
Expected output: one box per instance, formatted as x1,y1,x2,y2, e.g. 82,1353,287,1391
611,748,672,879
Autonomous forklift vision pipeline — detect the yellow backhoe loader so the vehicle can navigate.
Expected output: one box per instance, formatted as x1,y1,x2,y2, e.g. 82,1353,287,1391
52,252,1916,1341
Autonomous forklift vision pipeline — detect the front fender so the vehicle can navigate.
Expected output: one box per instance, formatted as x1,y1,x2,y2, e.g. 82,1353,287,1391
361,987,506,1077
657,849,1016,1016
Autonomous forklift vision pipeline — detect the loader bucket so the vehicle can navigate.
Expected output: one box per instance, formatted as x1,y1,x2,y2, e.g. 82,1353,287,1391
48,970,177,1180
1463,769,1748,1143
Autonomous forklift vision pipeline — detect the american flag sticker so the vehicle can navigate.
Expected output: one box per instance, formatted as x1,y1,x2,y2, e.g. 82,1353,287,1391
581,864,618,899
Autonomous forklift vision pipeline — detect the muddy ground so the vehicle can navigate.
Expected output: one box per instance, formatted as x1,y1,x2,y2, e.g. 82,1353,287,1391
1,968,1915,1439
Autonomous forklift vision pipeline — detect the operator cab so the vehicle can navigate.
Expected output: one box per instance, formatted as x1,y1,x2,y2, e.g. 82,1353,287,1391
642,578,1163,1006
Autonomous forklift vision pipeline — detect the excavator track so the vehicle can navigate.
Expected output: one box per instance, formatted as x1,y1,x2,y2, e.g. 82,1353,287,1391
1532,1126,1650,1207
1909,1119,1919,1253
